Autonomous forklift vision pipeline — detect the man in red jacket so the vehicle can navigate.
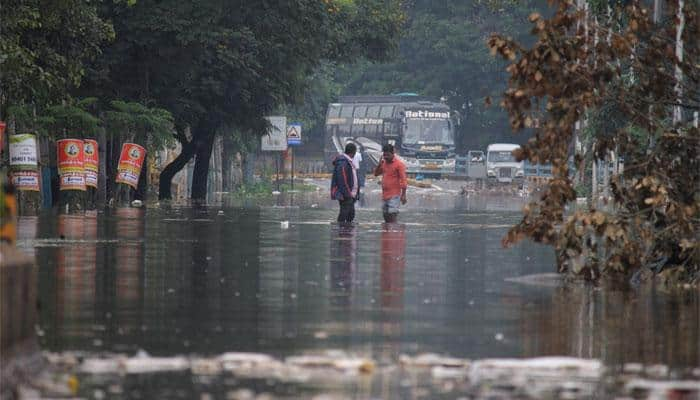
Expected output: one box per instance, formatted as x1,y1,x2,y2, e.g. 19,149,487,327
374,144,407,223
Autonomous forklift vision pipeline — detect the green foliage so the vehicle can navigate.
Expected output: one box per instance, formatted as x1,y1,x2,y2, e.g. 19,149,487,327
103,101,174,152
0,0,114,117
295,0,548,149
85,0,404,137
6,98,101,138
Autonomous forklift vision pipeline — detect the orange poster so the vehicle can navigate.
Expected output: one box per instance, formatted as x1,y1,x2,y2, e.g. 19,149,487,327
57,139,86,191
115,143,145,189
57,139,85,174
83,139,99,188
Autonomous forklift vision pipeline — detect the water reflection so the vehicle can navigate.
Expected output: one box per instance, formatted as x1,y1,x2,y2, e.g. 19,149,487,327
329,224,357,308
519,284,700,368
18,206,697,373
380,223,405,310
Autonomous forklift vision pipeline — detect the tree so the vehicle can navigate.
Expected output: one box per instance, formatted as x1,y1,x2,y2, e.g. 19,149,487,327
82,0,404,201
0,0,113,120
489,0,699,282
326,0,548,151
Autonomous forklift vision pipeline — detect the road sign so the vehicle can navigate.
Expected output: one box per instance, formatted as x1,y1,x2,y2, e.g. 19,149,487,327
261,116,287,151
287,122,302,146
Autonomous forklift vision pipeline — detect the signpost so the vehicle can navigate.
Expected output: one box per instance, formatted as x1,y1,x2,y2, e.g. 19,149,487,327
286,122,302,191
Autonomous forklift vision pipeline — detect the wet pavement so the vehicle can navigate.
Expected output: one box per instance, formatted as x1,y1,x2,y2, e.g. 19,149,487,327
13,179,700,399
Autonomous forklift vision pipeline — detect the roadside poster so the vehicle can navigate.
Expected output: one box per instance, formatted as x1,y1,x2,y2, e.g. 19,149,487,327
287,122,302,146
115,143,146,189
0,121,6,152
9,134,38,168
10,171,40,191
83,139,99,188
9,134,41,191
57,139,86,191
57,139,85,174
261,116,288,151
60,173,86,191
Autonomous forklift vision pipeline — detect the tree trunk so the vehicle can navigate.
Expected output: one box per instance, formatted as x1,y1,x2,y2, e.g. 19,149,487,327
134,152,148,201
97,128,107,207
673,0,685,126
222,135,235,192
159,127,196,201
191,130,215,201
59,190,85,214
242,151,257,185
114,183,133,207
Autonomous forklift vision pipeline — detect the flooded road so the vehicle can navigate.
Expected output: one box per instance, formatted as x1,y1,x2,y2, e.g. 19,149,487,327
15,186,700,398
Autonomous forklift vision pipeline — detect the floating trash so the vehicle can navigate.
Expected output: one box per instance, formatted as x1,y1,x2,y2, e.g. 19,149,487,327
399,353,471,368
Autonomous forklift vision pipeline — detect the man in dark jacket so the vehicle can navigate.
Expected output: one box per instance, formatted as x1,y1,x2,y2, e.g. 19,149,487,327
331,143,359,223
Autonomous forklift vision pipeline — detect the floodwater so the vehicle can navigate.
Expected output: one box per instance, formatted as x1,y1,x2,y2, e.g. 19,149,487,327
15,185,700,399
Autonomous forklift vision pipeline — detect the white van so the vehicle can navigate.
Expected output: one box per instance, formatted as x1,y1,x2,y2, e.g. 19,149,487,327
486,143,524,184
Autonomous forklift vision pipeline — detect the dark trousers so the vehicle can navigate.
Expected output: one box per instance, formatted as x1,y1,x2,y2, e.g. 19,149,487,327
337,198,356,223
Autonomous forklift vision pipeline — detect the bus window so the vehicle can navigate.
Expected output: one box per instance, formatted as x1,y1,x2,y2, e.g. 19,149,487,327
328,105,341,118
380,106,394,118
367,106,381,118
353,106,367,117
340,105,354,117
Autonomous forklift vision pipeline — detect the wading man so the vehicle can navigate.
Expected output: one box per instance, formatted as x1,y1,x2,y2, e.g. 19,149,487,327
331,143,359,223
374,144,407,223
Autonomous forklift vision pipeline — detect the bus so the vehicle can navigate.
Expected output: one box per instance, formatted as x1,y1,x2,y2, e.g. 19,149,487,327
324,95,457,177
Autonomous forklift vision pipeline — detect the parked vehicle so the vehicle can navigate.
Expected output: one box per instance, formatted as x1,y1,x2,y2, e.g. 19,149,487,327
486,143,524,186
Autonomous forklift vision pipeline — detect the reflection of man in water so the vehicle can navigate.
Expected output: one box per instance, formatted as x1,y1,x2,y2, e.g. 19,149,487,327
329,224,357,308
380,223,406,309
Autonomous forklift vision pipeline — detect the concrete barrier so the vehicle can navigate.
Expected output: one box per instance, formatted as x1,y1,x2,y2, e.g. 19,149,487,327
1,244,41,397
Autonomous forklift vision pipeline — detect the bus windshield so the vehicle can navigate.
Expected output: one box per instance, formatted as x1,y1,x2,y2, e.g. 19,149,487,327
404,119,453,144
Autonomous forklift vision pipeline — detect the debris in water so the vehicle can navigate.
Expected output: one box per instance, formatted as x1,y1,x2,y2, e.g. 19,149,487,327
625,378,700,397
191,358,222,375
226,388,255,400
432,365,470,379
469,357,601,398
313,331,329,339
80,357,123,374
280,221,289,229
123,351,189,374
494,333,504,341
399,353,470,368
286,351,375,374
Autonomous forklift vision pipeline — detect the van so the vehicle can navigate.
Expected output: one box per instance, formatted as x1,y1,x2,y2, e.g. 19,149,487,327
486,143,524,185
